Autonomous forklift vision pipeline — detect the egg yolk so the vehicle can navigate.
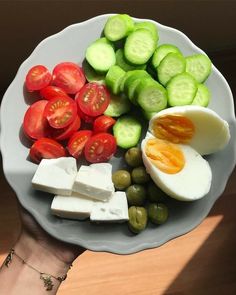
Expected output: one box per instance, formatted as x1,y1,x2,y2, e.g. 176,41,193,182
145,138,185,174
152,114,195,144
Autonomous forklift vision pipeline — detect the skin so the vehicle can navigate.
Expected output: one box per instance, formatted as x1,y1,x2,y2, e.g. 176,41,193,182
0,205,85,295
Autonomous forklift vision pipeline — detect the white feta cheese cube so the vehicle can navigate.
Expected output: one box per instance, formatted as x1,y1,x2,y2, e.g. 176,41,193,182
51,193,94,220
90,191,129,222
51,191,129,223
72,164,114,201
32,157,77,196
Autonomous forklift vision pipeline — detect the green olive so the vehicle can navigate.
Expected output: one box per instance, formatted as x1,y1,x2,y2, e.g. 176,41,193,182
131,166,150,184
147,203,168,225
125,147,143,167
126,184,147,206
112,170,131,190
147,181,169,202
128,206,148,234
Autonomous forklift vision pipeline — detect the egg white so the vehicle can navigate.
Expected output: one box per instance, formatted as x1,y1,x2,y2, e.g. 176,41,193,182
149,105,230,156
141,136,212,201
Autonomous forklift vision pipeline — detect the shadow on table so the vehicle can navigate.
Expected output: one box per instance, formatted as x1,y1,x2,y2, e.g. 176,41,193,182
163,170,236,295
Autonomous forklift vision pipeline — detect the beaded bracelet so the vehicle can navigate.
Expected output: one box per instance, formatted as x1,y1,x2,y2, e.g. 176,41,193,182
4,248,68,291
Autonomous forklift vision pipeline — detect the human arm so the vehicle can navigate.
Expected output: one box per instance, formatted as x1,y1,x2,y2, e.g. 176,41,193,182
0,207,85,295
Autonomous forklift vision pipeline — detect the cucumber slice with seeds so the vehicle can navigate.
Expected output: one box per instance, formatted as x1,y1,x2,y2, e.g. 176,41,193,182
157,52,186,86
136,78,168,112
105,65,126,94
192,83,211,107
167,72,198,106
186,54,212,83
104,14,134,41
124,29,156,65
86,38,116,72
113,115,142,149
104,93,131,117
152,44,182,68
115,49,146,71
134,21,158,42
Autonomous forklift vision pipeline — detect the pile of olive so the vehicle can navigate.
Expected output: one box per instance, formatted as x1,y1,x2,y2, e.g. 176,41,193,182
112,147,169,234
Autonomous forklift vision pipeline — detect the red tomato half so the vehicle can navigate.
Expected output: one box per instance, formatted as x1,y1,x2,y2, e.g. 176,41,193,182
30,138,66,164
93,115,116,134
76,98,96,124
51,115,81,141
52,62,86,94
84,133,117,163
25,65,52,92
43,96,77,129
67,130,92,159
23,100,51,140
76,83,110,117
40,85,69,100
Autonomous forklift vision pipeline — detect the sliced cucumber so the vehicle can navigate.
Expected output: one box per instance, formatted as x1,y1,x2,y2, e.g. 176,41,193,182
124,29,156,65
186,54,212,83
123,70,150,104
85,38,116,72
104,14,134,41
119,71,135,92
82,60,105,84
134,21,158,42
104,93,131,117
192,83,211,107
113,115,142,149
142,110,158,120
167,72,198,106
105,65,126,94
115,49,146,71
157,52,186,86
136,78,168,112
152,44,182,68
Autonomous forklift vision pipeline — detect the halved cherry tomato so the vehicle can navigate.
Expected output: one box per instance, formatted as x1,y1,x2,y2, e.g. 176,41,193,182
43,96,77,129
40,85,69,100
52,62,86,94
67,130,92,159
30,138,66,164
76,83,110,117
51,115,81,141
23,100,51,140
76,99,96,124
25,65,52,92
93,115,116,134
84,133,117,163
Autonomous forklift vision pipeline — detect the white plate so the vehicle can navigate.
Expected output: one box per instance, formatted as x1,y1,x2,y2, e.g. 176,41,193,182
1,14,236,254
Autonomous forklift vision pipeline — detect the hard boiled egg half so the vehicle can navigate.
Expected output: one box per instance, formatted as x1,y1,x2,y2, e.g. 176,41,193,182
141,105,230,201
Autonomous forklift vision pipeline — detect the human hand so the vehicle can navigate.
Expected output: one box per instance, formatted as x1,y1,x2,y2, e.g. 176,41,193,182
19,205,85,265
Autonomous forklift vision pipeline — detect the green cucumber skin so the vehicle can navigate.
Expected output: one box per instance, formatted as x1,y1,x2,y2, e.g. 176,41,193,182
167,72,198,106
104,14,134,42
113,115,142,149
134,21,159,43
123,70,149,95
105,65,126,94
136,78,168,112
152,44,182,69
115,49,146,72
